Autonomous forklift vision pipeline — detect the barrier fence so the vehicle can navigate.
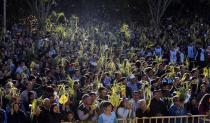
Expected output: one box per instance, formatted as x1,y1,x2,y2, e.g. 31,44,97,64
117,115,209,123
62,115,209,123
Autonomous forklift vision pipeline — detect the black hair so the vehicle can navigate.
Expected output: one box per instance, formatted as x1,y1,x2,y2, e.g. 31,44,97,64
50,103,58,113
28,75,36,81
102,101,113,109
98,87,106,94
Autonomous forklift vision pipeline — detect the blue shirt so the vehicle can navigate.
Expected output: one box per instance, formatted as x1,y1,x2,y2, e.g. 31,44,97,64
98,112,117,123
187,45,195,58
127,82,141,92
169,104,187,116
154,47,162,57
0,109,7,123
169,104,188,123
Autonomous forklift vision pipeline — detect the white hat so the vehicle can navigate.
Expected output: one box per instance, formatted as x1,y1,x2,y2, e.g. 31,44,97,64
90,61,97,66
130,74,135,79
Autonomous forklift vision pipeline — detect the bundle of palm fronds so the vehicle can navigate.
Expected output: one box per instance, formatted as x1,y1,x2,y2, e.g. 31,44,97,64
30,96,43,118
119,84,126,97
185,58,189,68
203,67,209,78
176,74,191,103
154,56,164,63
180,73,190,82
54,55,69,68
107,60,116,76
175,86,190,103
57,84,68,105
55,24,66,38
5,84,20,101
69,15,79,32
165,65,176,79
120,23,131,41
109,81,121,107
97,45,108,71
78,48,87,67
127,50,135,59
119,59,132,76
30,61,36,72
67,75,74,97
93,74,104,91
140,80,152,109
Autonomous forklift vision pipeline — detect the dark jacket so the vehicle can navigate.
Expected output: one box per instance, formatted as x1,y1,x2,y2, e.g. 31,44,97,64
149,98,168,116
38,107,51,123
49,113,62,123
7,110,28,123
136,109,150,123
136,109,150,118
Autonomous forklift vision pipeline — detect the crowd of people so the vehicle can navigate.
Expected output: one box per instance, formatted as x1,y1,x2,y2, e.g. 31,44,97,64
0,14,210,123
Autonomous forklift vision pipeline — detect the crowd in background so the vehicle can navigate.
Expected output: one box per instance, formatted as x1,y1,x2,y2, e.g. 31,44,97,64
0,15,210,123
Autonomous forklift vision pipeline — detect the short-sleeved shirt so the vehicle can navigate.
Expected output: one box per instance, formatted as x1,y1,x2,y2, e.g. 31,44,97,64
98,112,117,123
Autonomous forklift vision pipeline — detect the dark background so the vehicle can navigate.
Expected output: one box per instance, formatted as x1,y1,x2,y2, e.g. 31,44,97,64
1,0,210,28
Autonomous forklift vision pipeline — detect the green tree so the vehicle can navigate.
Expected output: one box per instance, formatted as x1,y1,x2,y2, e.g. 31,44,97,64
26,0,57,32
147,0,172,32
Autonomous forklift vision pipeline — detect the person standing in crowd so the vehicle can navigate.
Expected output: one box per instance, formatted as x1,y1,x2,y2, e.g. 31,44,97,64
129,91,141,117
154,44,163,58
195,43,205,68
150,90,168,116
98,87,109,103
117,98,133,119
38,98,51,123
187,42,196,70
49,103,62,123
198,93,210,115
169,96,189,123
20,81,37,112
169,96,188,116
127,74,141,93
77,94,97,122
187,97,199,115
60,96,77,122
7,103,28,123
170,46,177,64
98,101,117,123
136,99,150,118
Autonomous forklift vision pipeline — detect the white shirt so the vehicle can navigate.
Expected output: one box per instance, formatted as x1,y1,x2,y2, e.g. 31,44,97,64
117,107,132,118
200,48,205,61
180,52,185,64
170,50,177,63
129,99,139,117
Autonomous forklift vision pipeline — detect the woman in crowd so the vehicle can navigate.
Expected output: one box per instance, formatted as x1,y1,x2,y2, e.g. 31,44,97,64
49,103,62,123
117,98,133,121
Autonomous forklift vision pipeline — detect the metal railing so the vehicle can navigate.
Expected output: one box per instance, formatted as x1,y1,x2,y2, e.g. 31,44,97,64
61,115,209,123
117,115,209,123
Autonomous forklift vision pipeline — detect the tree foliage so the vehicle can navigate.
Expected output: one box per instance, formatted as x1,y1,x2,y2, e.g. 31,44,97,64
26,0,57,31
147,0,172,30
